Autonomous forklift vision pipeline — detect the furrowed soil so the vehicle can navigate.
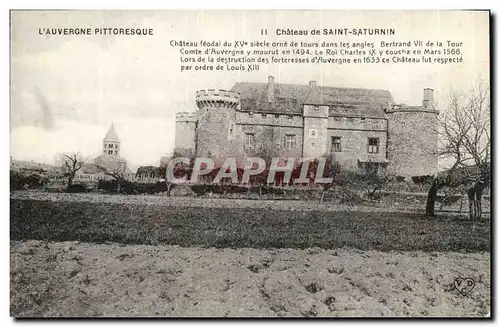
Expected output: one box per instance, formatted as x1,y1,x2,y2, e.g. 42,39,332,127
10,192,491,317
11,241,490,317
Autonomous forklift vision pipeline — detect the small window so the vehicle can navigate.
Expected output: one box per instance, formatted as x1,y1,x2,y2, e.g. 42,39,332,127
275,114,279,118
334,116,342,121
331,137,342,152
109,144,113,149
262,113,267,118
368,138,380,154
285,135,296,149
108,150,113,155
361,118,366,122
288,115,293,120
244,133,255,148
115,144,119,149
249,112,253,118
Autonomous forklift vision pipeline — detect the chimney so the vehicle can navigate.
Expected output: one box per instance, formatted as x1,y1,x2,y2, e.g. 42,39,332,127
422,88,434,109
309,81,317,89
267,76,275,103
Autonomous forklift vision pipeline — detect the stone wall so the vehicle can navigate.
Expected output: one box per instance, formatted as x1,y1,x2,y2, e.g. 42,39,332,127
174,112,197,156
387,109,438,177
303,105,329,158
195,90,243,166
326,129,388,170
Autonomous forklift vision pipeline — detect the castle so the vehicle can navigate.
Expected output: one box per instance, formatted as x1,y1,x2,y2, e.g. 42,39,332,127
174,76,439,178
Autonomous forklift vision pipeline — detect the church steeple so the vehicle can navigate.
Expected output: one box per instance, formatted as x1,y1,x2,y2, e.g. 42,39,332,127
102,124,121,156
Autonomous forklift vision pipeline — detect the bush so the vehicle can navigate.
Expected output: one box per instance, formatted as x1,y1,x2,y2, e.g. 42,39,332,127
66,184,87,193
122,181,170,195
97,180,118,193
411,175,434,184
98,180,173,195
10,170,48,191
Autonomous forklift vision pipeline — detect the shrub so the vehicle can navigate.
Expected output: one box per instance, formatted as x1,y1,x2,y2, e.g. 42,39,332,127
10,170,48,191
66,184,87,193
97,180,118,193
411,175,434,184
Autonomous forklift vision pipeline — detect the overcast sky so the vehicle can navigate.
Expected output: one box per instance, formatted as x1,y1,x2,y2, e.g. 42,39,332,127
10,10,489,169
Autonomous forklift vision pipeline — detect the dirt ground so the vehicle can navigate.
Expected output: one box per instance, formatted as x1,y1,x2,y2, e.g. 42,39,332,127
10,240,490,317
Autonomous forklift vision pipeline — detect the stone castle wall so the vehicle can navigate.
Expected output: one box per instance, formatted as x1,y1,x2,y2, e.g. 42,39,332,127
174,112,197,157
194,90,244,166
174,87,439,177
386,109,439,177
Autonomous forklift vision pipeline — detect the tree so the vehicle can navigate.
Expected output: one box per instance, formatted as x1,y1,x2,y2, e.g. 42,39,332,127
95,156,129,193
57,152,84,190
426,81,490,219
358,164,391,202
136,166,160,180
317,156,341,203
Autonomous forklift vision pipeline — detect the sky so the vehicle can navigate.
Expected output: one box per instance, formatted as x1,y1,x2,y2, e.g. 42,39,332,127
10,10,489,169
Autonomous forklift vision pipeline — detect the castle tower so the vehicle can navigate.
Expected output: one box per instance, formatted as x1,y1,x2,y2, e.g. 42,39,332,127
102,124,121,157
386,88,439,177
195,89,241,165
302,81,329,158
174,112,198,157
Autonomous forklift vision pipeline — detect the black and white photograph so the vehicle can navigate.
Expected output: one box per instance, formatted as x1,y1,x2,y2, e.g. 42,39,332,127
9,9,491,318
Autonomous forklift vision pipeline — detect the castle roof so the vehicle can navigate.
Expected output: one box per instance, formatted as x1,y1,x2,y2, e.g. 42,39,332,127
303,82,325,105
104,124,120,142
231,82,394,118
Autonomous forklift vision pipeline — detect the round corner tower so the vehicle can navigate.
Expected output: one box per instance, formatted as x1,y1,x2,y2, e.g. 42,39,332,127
195,89,242,165
386,88,439,178
174,112,198,157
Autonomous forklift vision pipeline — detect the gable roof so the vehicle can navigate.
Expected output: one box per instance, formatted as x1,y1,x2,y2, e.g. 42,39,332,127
304,82,325,105
230,82,394,118
104,124,120,142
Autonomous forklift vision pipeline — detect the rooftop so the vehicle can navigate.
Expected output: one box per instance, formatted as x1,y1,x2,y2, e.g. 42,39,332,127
103,124,120,142
230,81,395,118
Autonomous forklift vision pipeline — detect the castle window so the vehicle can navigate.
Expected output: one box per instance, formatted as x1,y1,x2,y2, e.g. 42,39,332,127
262,113,267,118
285,134,296,149
367,138,380,154
288,115,293,120
244,133,255,148
108,150,113,155
109,144,113,148
331,137,342,152
361,118,366,122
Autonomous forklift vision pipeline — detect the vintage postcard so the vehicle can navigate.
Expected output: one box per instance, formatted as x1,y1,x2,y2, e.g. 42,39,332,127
10,10,490,318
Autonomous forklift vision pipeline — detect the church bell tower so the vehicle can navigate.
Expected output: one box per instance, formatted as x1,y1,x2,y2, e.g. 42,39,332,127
102,124,121,157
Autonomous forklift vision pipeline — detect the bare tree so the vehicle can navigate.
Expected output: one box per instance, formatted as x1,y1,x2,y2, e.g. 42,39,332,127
426,81,490,219
95,156,129,193
57,152,84,190
318,156,341,203
359,165,391,202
